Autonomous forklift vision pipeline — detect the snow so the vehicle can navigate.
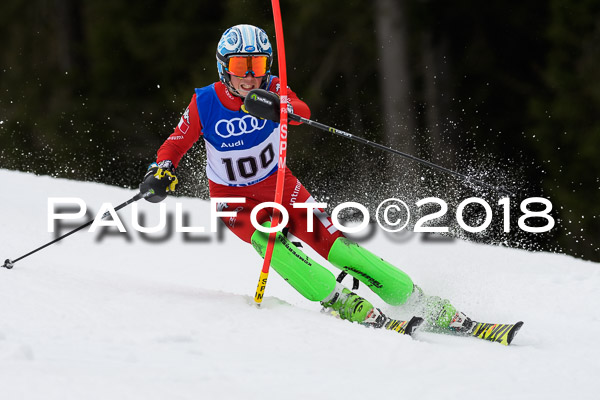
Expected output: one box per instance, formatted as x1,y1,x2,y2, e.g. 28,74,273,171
0,168,599,399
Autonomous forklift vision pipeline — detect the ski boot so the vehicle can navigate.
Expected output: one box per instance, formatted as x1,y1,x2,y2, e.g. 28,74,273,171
321,284,385,327
426,297,475,333
411,286,475,333
321,283,423,335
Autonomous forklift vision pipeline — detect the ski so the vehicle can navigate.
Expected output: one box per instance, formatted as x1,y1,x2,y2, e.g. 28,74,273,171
323,306,521,343
467,320,524,346
383,316,424,336
323,308,424,337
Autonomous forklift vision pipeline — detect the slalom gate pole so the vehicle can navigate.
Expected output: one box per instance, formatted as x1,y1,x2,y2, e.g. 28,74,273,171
2,192,147,270
287,113,513,197
254,0,289,306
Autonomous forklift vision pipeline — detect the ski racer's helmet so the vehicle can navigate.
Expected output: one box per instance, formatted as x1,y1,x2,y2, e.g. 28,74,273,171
216,24,273,97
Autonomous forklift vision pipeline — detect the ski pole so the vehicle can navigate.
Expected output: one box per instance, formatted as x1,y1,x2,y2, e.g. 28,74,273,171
2,191,148,270
243,89,513,197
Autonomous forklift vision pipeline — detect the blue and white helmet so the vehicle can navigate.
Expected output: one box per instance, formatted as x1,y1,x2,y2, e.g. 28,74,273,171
216,24,273,96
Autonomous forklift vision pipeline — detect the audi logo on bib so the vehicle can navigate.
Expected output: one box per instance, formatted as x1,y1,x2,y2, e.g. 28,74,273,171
215,115,267,138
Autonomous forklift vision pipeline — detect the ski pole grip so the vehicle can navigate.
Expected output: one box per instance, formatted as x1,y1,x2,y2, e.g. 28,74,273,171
243,89,281,122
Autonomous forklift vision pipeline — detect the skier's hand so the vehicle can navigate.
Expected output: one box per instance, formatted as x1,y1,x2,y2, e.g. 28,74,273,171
140,160,178,203
243,89,293,121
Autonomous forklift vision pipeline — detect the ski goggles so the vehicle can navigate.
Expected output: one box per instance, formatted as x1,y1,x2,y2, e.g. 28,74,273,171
226,55,269,77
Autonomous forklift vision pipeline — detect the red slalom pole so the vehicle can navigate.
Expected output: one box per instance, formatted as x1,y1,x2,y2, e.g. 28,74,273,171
254,0,289,305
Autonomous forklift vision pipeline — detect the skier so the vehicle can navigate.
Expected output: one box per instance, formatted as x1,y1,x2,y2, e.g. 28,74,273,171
140,24,473,335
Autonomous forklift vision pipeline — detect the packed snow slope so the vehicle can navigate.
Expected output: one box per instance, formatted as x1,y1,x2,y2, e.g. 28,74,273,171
0,169,598,400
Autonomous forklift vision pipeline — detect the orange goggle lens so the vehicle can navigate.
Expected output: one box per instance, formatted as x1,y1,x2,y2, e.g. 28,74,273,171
227,56,269,77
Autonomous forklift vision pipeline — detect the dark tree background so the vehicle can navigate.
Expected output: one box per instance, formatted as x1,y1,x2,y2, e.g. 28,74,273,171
1,0,598,262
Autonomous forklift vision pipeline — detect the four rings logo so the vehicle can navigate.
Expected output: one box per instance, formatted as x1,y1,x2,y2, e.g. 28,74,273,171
215,115,267,138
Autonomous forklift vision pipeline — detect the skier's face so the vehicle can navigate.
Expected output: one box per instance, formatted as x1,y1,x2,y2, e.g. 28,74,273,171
229,74,262,98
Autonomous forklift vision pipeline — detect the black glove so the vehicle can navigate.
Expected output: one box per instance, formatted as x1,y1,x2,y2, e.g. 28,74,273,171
140,160,178,203
242,89,294,122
